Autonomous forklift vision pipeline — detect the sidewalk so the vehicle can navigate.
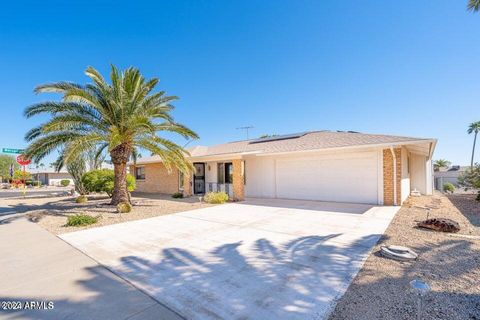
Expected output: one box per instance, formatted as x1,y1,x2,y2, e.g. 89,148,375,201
0,216,183,320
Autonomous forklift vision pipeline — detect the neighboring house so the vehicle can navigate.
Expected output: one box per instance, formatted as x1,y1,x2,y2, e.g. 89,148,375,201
129,131,436,205
434,165,468,190
31,170,74,186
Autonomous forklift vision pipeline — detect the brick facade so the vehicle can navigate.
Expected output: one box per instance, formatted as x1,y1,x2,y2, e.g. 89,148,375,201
383,148,402,205
129,163,180,194
232,159,245,201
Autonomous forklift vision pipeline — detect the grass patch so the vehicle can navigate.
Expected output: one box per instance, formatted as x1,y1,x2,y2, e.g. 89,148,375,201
65,214,99,227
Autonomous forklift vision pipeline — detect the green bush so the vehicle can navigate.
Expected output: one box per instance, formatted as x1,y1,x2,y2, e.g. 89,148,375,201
443,182,455,193
204,192,229,204
116,202,132,213
65,214,99,227
60,179,71,186
82,169,136,197
25,180,42,187
76,195,88,203
172,192,183,198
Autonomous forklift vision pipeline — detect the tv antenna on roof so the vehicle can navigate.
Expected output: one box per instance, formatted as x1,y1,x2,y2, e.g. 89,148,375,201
236,126,254,140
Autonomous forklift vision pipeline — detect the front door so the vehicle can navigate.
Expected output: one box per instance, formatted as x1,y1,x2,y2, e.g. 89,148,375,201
193,163,205,194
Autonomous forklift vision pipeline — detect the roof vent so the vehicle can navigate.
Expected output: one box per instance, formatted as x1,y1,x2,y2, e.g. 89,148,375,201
249,132,307,144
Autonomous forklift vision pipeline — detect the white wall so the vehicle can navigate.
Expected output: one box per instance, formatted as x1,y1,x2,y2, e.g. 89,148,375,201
400,147,411,202
244,157,276,198
425,159,433,195
410,153,427,194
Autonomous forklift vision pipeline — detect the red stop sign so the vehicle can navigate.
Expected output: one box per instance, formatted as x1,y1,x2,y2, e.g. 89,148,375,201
16,155,31,166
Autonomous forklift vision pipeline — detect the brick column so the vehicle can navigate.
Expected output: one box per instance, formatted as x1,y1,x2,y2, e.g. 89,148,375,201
183,171,193,197
232,159,245,201
383,148,402,205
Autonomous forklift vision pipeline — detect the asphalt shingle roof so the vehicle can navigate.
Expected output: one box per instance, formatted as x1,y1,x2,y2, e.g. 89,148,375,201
133,130,434,164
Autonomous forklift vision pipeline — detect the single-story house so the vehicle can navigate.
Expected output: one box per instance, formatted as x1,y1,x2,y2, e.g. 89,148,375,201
434,165,468,190
31,170,74,186
129,130,436,205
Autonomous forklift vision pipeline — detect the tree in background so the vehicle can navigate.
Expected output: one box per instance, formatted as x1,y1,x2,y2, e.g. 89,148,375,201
468,0,480,11
458,164,480,200
0,154,19,181
24,65,198,205
433,159,451,172
468,121,480,168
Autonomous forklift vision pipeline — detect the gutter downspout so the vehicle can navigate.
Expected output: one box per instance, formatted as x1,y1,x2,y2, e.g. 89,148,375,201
389,147,398,206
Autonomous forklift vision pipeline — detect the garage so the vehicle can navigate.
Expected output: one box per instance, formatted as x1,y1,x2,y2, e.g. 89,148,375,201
245,149,381,204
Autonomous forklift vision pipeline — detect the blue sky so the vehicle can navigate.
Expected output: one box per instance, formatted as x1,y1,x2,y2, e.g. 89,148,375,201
0,1,478,165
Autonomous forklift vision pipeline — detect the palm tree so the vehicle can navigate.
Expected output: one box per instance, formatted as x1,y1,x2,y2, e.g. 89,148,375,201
468,121,480,168
433,159,451,172
24,65,198,205
468,0,480,11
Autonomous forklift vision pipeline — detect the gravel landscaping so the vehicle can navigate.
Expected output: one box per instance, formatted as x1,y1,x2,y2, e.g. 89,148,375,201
2,192,214,235
329,193,480,320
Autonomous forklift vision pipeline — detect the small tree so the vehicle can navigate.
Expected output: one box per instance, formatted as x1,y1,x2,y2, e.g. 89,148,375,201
13,170,31,181
458,164,480,200
82,169,135,198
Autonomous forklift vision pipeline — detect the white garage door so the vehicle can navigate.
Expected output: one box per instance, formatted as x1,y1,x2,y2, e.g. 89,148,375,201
275,151,379,204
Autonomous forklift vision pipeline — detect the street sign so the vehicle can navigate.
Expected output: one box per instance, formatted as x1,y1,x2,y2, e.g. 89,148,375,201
16,155,31,166
2,148,25,154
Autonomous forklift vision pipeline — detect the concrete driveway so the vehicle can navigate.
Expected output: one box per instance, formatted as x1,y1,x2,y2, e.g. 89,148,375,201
61,198,399,320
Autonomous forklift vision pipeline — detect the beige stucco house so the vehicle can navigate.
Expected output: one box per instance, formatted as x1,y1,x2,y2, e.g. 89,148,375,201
129,131,436,206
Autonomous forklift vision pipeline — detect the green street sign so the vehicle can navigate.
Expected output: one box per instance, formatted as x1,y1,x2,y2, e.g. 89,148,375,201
2,148,25,154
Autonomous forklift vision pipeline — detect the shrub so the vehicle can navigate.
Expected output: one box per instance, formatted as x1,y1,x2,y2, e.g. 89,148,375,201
172,192,183,199
116,202,132,213
204,192,229,204
443,182,455,193
76,195,88,203
65,214,99,227
60,179,71,186
82,169,136,197
13,170,31,181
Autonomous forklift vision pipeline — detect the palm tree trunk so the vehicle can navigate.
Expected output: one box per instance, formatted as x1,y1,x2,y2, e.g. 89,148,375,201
471,132,478,168
110,143,131,205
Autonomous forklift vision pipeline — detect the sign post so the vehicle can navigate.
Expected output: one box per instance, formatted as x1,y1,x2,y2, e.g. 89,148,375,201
16,155,31,197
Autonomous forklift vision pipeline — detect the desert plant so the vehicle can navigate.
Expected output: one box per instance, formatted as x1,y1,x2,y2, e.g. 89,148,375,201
116,201,132,213
60,179,70,186
65,214,98,226
172,192,183,199
82,169,135,197
76,195,88,203
443,183,455,193
204,192,229,204
24,65,198,205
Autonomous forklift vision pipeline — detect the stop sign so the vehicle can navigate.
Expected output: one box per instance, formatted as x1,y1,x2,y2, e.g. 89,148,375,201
16,155,31,166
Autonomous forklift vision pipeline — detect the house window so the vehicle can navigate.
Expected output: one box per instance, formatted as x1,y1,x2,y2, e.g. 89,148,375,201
217,162,233,183
178,171,184,190
135,167,145,180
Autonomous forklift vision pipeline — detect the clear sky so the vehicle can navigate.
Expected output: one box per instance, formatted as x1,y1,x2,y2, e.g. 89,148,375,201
0,1,478,165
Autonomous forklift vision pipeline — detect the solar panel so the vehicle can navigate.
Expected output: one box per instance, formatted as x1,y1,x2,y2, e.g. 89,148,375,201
249,132,308,144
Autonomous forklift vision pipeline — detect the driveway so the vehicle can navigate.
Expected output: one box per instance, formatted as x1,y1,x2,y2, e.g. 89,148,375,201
60,198,399,320
0,216,180,320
